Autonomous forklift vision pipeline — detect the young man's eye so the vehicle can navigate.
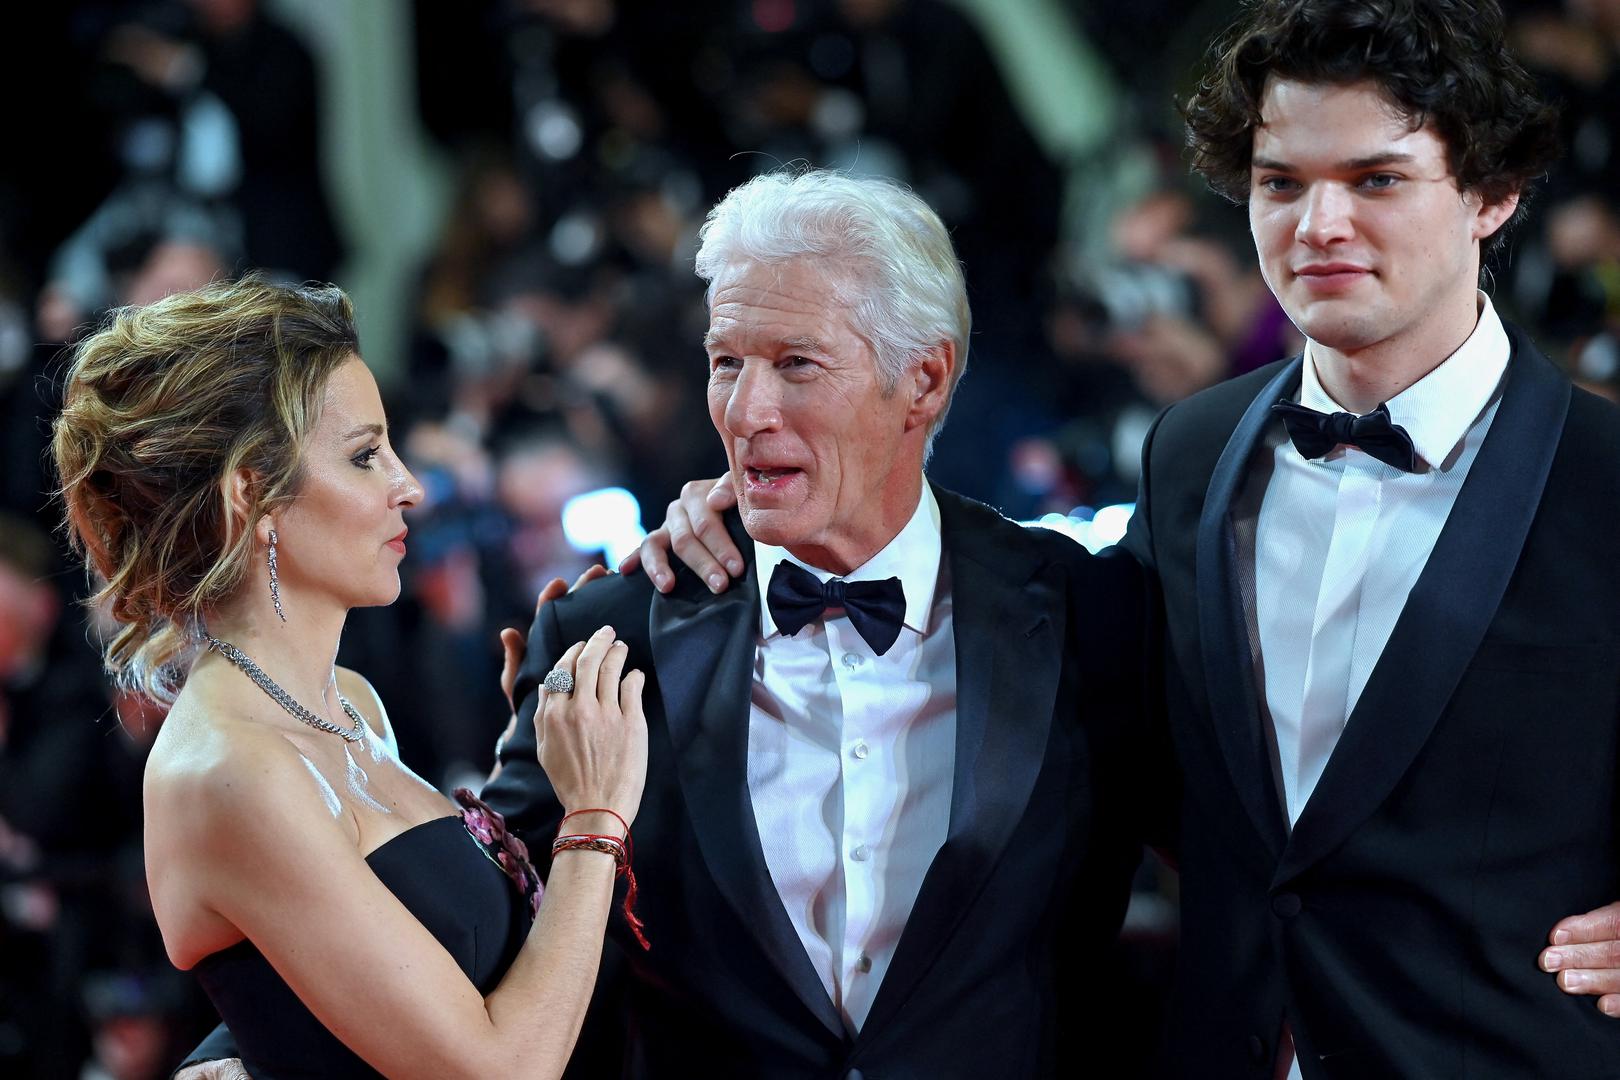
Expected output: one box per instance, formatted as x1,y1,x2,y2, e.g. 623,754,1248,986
1256,176,1298,195
351,446,381,468
1361,173,1400,190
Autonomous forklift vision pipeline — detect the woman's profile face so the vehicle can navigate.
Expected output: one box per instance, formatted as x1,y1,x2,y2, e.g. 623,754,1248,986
272,356,422,612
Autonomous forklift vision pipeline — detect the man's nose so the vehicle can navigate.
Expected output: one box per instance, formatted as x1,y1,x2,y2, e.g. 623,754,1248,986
724,362,782,435
1296,182,1355,247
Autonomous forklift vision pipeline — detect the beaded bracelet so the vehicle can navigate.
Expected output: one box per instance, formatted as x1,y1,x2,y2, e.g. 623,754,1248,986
557,808,648,950
552,834,627,864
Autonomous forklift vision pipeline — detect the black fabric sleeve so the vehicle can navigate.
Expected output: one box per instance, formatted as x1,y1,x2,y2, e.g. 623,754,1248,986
173,1022,237,1076
480,594,568,863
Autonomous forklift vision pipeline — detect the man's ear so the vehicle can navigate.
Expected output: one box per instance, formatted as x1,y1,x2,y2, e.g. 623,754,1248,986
1473,189,1520,243
904,340,956,433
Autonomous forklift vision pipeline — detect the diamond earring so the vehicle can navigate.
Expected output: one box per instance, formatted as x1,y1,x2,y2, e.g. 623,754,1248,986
268,528,286,622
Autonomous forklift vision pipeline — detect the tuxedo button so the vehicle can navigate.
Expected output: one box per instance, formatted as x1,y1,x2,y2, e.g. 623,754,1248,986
1271,892,1302,918
851,844,871,862
842,651,862,669
1246,1035,1266,1064
855,953,873,973
851,741,870,760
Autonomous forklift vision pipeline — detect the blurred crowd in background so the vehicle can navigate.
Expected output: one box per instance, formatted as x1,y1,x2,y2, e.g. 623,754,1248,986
2,0,1619,1076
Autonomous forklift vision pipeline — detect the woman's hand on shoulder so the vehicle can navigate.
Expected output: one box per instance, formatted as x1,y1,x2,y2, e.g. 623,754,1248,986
534,627,647,830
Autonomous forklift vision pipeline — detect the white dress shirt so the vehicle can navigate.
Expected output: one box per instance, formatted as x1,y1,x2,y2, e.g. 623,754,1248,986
747,484,957,1032
1250,295,1510,1080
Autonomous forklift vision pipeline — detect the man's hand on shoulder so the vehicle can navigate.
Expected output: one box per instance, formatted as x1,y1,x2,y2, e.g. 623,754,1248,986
1542,901,1620,1016
619,476,741,594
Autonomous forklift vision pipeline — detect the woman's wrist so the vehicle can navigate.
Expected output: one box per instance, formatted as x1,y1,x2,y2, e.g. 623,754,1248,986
557,810,626,839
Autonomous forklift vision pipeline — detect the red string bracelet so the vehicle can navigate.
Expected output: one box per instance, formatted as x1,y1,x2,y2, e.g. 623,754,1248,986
557,808,648,950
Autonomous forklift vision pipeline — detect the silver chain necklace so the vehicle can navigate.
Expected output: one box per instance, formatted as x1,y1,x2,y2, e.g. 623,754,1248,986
206,636,367,743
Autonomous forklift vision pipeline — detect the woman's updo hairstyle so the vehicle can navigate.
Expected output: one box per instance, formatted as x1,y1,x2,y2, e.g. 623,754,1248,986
52,277,360,703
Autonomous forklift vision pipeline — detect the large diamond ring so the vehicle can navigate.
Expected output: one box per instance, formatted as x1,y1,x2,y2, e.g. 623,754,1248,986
543,668,575,695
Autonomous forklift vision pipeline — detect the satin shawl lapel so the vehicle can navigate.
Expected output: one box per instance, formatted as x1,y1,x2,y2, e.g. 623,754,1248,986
1197,359,1301,860
1277,331,1571,883
861,487,1064,1036
649,513,845,1038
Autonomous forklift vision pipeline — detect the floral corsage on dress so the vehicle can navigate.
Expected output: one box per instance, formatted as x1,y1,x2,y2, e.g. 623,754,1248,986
453,788,542,917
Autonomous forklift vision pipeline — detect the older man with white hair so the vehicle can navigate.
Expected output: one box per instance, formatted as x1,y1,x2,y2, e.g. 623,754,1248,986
482,169,1151,1078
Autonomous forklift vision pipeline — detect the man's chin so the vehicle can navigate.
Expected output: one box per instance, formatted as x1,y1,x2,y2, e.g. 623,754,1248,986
738,505,806,547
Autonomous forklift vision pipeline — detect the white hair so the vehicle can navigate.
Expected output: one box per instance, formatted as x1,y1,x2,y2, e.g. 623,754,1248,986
694,169,971,450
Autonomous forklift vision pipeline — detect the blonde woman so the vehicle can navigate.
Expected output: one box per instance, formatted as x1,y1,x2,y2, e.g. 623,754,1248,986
53,278,646,1078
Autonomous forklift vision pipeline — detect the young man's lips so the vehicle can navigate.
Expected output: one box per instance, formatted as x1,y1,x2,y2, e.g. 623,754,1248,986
1296,264,1370,276
1295,265,1370,290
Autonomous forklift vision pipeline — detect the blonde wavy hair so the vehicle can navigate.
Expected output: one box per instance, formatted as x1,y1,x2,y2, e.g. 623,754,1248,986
52,278,360,703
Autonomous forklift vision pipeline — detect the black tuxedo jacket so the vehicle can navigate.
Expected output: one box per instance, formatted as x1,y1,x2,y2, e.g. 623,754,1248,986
484,485,1150,1079
1124,327,1620,1078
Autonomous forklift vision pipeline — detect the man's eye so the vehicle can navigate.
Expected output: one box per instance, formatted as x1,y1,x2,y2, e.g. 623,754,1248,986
351,446,380,468
1257,176,1298,194
1361,173,1400,190
710,355,739,372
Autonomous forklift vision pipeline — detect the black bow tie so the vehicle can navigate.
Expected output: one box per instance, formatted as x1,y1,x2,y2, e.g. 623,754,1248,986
766,560,906,656
1271,399,1418,473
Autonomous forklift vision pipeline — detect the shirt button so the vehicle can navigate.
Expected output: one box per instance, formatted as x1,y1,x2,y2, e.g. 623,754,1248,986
851,844,871,862
855,953,872,973
851,741,870,760
841,651,862,669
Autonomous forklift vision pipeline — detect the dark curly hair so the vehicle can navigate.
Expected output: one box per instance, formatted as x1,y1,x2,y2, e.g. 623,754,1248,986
1184,0,1559,250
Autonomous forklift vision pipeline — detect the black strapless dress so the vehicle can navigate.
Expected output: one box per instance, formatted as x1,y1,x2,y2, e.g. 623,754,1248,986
192,790,540,1079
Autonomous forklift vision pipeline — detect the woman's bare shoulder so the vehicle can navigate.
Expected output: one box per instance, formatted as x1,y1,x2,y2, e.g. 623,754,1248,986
145,689,348,842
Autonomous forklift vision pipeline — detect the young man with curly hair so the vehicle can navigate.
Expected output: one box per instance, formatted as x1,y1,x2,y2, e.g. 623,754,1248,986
1120,0,1620,1075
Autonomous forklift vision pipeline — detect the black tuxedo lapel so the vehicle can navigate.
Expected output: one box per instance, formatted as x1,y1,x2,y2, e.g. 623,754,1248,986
1277,329,1571,883
861,488,1064,1035
649,513,846,1038
1196,360,1300,860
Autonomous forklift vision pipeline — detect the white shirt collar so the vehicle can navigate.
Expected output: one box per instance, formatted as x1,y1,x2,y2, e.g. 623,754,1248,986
755,483,943,640
1300,291,1511,470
